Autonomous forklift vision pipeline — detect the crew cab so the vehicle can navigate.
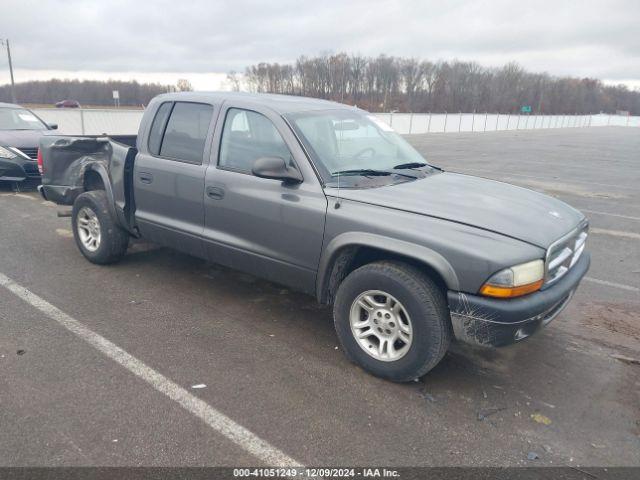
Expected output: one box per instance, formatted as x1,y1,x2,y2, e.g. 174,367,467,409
39,92,590,381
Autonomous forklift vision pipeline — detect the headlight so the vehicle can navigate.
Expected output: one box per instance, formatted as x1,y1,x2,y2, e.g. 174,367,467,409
0,146,17,159
479,259,544,298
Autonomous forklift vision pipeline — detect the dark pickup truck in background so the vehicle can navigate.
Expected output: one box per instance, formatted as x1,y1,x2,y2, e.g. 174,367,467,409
38,92,590,382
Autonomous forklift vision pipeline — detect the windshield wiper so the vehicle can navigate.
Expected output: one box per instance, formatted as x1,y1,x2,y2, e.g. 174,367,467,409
332,169,392,176
332,168,417,179
393,162,429,169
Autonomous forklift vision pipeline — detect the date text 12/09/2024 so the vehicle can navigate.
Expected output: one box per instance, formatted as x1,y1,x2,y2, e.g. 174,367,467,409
233,468,400,477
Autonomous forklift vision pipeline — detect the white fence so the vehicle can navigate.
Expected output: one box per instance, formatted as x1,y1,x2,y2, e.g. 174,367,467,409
33,108,144,135
377,112,640,134
31,108,640,136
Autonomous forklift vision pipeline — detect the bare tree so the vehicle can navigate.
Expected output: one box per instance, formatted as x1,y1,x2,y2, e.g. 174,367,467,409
236,53,640,114
0,79,172,106
225,71,241,92
3,57,638,113
176,79,194,92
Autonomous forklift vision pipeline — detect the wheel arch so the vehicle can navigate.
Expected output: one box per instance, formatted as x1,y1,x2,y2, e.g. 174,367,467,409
83,168,105,191
81,163,118,222
317,232,459,304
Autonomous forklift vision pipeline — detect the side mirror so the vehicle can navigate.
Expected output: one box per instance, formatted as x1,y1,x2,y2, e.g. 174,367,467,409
48,123,58,130
252,156,302,184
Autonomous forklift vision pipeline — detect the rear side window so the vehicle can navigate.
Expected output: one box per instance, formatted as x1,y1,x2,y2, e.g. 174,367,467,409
160,102,213,163
150,102,213,163
148,102,173,155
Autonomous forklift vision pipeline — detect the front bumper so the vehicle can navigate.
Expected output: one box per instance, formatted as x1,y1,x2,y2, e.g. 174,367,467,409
0,157,40,182
448,252,590,347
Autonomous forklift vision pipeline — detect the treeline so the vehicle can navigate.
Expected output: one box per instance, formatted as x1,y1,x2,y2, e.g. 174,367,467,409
0,79,173,107
240,54,640,114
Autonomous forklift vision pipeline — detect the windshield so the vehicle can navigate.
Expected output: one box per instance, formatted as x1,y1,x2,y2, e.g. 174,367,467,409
0,107,48,130
286,109,433,183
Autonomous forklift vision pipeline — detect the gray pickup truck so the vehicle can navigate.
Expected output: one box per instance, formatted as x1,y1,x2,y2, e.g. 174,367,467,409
39,92,590,381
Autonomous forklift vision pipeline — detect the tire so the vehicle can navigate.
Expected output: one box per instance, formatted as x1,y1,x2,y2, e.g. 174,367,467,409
333,261,451,382
71,190,129,264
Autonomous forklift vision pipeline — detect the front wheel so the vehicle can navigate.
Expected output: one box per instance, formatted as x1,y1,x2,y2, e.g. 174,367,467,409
72,190,129,264
333,261,451,382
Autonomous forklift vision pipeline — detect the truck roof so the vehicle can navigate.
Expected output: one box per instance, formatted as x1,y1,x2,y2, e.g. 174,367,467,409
151,91,356,114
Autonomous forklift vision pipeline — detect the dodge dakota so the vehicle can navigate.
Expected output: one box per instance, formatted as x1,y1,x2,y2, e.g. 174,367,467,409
38,92,590,381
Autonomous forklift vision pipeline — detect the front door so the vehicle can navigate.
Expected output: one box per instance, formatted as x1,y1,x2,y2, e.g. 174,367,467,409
203,104,327,294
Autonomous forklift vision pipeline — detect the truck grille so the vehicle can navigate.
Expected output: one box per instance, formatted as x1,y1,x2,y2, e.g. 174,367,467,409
545,221,588,286
16,147,38,159
22,162,40,176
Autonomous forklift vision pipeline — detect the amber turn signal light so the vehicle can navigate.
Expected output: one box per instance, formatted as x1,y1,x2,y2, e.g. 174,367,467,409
479,279,544,298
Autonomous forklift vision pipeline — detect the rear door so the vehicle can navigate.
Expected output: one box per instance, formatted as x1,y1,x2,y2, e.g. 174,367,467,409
133,101,216,257
202,102,327,294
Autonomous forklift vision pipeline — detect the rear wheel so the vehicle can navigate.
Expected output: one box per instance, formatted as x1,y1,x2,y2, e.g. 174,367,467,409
72,191,129,264
333,261,451,382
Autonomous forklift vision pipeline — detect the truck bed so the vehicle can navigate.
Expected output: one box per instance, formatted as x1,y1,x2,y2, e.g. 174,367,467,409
39,134,138,232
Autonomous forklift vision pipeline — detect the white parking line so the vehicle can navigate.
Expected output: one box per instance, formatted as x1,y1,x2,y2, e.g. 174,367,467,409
590,228,640,240
0,272,301,468
581,209,640,222
0,192,37,200
583,277,640,292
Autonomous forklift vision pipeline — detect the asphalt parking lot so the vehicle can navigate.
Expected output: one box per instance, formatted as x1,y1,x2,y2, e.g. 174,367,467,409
0,127,638,467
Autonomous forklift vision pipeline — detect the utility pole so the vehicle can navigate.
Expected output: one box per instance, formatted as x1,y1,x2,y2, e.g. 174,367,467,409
1,39,17,103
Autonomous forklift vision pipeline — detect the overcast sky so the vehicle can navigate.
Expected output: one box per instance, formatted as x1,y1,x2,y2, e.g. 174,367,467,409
1,0,639,90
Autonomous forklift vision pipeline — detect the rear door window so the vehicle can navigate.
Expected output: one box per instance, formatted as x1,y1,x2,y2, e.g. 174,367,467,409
148,102,173,155
157,102,213,164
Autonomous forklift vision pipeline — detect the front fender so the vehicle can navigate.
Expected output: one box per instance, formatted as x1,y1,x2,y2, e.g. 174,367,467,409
316,231,460,302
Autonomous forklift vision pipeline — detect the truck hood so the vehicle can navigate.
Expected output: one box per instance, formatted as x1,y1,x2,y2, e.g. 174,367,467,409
0,129,49,149
331,172,585,248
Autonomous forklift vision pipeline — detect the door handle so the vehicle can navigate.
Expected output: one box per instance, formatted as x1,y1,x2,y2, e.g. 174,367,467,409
139,172,154,184
206,186,225,200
